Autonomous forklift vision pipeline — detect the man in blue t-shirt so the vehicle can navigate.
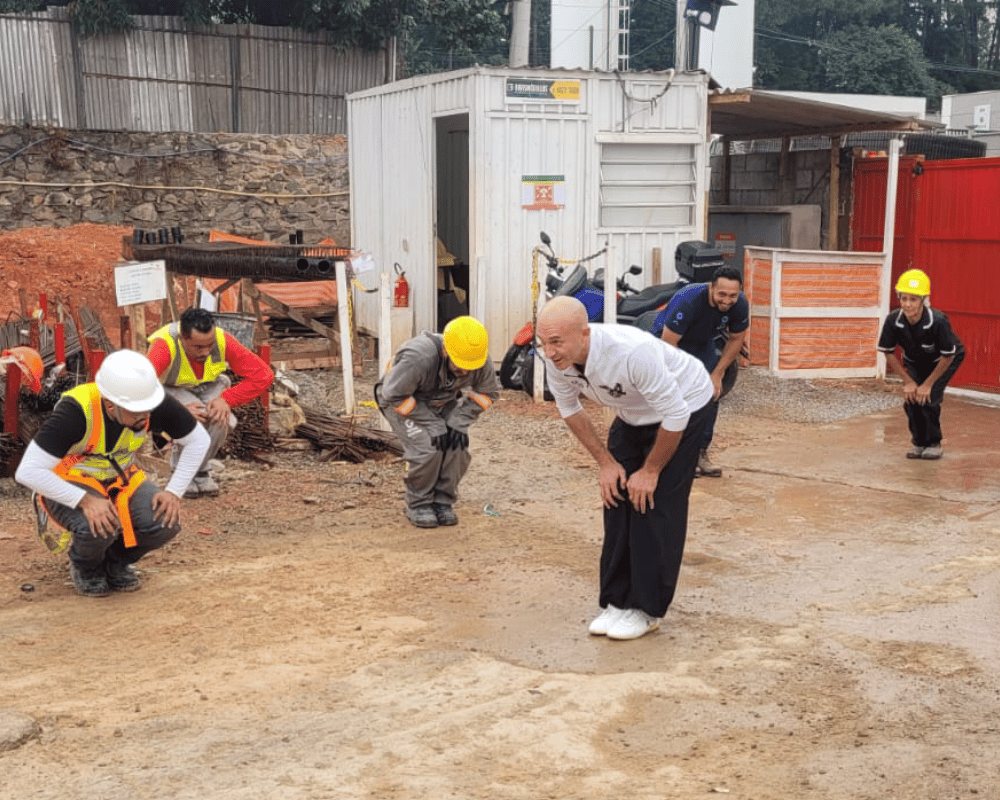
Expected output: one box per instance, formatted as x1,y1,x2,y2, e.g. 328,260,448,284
653,265,749,477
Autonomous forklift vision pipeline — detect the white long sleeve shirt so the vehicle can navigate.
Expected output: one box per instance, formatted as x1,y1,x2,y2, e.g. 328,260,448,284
542,324,713,431
15,393,210,506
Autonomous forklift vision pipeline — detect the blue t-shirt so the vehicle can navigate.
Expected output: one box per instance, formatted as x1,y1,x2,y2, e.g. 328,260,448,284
653,283,749,357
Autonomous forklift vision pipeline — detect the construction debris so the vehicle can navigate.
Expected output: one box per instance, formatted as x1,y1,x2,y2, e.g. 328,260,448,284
221,400,276,462
295,407,403,463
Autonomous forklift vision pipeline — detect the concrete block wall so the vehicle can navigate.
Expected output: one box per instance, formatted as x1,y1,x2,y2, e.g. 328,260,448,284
712,149,835,248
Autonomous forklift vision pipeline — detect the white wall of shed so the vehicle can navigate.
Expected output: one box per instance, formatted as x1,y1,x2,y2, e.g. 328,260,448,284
348,68,710,361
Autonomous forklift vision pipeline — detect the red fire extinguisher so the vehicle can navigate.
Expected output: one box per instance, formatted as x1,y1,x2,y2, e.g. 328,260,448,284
394,262,409,308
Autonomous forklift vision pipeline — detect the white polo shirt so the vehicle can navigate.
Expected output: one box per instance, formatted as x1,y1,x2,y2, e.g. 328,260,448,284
542,324,713,431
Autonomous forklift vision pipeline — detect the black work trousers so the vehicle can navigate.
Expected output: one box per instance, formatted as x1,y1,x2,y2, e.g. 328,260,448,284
599,402,712,619
903,352,964,447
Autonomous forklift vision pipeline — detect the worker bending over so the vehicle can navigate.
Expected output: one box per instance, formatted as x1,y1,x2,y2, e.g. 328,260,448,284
376,316,500,528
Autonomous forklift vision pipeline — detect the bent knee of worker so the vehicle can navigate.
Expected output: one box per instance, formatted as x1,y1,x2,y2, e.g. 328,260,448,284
135,520,182,546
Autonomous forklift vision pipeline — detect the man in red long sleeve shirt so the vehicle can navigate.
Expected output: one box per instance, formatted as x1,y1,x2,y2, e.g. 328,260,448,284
148,307,273,497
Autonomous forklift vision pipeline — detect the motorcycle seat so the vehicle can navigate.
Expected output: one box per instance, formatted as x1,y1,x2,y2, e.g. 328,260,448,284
555,264,589,298
617,281,686,316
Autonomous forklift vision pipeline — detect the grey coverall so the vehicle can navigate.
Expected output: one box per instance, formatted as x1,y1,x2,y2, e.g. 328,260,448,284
376,332,500,510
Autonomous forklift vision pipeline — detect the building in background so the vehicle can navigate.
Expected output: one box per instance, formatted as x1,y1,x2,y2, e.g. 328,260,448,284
694,0,755,90
549,0,629,70
941,90,1000,156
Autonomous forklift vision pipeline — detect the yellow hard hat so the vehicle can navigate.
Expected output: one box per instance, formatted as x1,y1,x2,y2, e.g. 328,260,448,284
895,269,930,297
442,316,489,370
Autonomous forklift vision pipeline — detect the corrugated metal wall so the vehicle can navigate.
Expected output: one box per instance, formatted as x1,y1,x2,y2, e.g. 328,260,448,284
349,67,709,354
851,155,1000,392
851,155,922,277
0,9,389,134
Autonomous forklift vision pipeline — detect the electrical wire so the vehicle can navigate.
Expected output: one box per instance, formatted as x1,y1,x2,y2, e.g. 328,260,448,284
755,26,1000,79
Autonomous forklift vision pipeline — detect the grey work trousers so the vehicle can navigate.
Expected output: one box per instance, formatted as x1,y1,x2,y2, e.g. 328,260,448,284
44,479,181,577
380,406,472,510
165,375,236,472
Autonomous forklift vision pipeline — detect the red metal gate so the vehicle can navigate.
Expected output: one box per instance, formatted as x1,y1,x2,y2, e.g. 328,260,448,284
851,156,1000,392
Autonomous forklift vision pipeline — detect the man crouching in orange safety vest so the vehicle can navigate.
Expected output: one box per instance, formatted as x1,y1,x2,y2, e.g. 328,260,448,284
15,350,210,597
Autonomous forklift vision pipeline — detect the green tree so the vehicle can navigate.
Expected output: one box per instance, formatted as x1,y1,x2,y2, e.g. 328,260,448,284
0,0,502,57
755,0,999,97
821,24,943,96
400,0,507,74
628,0,676,71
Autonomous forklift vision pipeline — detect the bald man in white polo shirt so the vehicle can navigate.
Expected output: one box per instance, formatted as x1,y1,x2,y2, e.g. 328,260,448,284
536,296,714,641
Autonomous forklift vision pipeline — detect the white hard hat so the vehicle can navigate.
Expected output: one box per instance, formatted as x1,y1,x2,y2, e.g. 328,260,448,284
95,350,165,412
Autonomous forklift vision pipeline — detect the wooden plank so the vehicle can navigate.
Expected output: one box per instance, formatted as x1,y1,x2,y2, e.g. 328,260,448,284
273,355,342,370
129,305,147,352
335,260,355,412
165,271,180,320
243,282,339,343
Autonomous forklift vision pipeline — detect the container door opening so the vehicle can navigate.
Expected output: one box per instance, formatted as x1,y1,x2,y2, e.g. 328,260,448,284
435,114,471,331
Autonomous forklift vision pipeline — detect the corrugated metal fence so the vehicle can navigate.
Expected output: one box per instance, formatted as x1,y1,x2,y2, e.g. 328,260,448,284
851,155,1000,392
0,9,393,134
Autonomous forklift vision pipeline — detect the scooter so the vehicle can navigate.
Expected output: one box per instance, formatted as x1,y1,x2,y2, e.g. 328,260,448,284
506,234,687,398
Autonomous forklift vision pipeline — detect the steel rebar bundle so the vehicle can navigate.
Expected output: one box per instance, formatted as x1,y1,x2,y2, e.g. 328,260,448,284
295,407,403,463
221,400,276,461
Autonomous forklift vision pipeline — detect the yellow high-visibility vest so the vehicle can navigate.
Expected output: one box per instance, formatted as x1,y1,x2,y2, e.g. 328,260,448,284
148,322,228,388
54,383,147,482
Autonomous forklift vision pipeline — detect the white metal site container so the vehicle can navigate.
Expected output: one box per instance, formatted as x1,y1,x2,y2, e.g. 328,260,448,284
347,66,711,359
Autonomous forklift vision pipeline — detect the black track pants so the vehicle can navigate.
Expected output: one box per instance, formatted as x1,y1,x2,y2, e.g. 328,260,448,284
599,402,712,618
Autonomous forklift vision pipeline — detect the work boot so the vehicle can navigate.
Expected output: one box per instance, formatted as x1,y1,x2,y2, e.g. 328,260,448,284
105,560,142,592
406,506,439,529
195,472,220,497
184,472,220,499
432,503,458,526
69,563,111,597
697,448,722,478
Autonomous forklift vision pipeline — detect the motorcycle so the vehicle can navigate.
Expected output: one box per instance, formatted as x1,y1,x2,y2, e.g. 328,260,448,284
498,233,608,390
512,234,741,401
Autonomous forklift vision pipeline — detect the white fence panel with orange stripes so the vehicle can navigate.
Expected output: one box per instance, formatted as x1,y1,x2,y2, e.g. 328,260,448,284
744,247,890,379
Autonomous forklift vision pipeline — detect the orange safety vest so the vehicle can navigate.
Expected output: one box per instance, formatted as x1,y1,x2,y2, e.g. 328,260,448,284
148,322,228,388
50,383,149,547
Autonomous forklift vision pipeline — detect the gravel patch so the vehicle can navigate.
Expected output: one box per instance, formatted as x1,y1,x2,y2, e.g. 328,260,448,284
722,367,901,424
282,362,903,430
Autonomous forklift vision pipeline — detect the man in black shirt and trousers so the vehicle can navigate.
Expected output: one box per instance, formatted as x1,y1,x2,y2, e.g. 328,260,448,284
878,269,964,460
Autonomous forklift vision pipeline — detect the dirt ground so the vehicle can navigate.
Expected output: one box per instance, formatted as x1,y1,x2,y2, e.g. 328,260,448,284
2,226,1000,799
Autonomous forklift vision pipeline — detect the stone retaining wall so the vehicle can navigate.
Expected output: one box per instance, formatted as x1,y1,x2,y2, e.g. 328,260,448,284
0,127,350,246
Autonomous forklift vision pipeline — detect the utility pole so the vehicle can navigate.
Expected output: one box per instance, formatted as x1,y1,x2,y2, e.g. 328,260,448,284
509,0,531,67
675,0,689,71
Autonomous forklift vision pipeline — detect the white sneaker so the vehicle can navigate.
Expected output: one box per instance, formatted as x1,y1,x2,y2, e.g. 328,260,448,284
606,608,660,640
588,604,625,636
